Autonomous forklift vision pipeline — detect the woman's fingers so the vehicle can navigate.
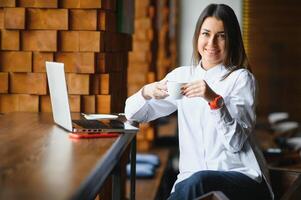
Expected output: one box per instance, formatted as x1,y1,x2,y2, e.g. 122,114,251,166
143,79,215,100
183,80,215,99
182,80,206,97
182,80,217,101
157,80,168,91
153,90,168,99
153,81,168,99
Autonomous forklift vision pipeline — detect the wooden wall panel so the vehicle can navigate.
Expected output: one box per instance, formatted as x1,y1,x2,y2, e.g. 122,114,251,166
81,95,95,113
39,95,52,112
0,72,8,93
0,51,32,72
18,0,58,8
33,52,53,72
22,30,57,51
1,30,19,50
0,9,4,29
66,73,89,95
10,73,47,94
0,0,133,114
0,0,16,7
4,8,25,29
60,0,102,9
55,52,95,73
70,9,97,30
27,8,68,30
0,94,39,112
96,94,111,113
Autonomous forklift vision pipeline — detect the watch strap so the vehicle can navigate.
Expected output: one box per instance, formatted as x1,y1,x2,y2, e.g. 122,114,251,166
208,95,223,110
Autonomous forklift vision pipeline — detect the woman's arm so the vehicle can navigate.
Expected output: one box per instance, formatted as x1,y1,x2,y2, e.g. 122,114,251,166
211,71,256,153
125,79,178,123
182,69,256,153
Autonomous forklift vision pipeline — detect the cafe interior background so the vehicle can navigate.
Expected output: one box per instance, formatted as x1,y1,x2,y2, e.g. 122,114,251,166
1,0,301,199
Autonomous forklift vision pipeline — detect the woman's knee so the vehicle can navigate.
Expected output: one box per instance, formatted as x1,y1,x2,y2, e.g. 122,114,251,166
191,171,214,183
180,171,212,190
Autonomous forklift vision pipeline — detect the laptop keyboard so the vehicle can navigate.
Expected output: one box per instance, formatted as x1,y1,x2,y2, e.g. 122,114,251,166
72,119,124,129
73,120,108,129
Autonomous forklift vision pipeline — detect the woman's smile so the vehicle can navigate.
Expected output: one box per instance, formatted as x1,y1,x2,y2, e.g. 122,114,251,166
198,17,226,70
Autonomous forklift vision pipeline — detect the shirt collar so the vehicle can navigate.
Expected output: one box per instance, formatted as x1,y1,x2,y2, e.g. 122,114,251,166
196,61,228,82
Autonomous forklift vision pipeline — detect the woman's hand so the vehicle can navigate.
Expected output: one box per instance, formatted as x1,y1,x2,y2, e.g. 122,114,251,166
182,80,218,102
142,80,168,100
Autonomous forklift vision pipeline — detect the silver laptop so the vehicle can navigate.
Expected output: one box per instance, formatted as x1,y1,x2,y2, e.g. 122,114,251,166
45,61,135,133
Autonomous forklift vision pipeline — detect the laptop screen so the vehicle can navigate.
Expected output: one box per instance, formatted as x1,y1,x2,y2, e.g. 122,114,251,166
46,61,73,132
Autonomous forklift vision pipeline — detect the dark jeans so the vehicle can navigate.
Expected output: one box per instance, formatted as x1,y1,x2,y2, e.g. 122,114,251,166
167,170,271,200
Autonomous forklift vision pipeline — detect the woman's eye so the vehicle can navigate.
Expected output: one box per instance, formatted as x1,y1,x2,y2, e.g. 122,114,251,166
201,32,209,36
218,34,225,39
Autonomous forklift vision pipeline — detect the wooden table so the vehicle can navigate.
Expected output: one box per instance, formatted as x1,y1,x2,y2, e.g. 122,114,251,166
0,112,137,200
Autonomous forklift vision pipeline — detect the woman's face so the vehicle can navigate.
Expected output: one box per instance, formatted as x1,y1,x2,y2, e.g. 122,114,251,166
197,17,226,70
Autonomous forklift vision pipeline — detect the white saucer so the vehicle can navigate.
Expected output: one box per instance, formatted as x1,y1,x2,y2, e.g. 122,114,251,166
82,113,118,120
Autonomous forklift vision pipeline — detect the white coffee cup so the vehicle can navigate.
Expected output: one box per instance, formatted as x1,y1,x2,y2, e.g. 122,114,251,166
167,81,185,99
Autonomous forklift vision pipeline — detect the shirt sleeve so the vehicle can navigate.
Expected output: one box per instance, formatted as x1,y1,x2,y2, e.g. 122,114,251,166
210,70,256,153
125,74,178,122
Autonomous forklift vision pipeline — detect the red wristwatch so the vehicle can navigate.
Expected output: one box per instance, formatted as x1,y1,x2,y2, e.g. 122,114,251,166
209,95,224,110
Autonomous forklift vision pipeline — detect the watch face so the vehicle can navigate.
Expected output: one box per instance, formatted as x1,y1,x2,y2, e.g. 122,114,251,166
217,97,224,107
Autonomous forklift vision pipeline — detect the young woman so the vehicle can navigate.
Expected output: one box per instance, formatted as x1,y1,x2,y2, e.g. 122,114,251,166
125,4,273,200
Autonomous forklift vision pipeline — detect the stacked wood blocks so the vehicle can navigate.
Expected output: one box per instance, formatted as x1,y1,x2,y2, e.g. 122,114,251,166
128,0,178,151
156,0,177,80
0,0,132,114
128,0,155,151
128,0,154,96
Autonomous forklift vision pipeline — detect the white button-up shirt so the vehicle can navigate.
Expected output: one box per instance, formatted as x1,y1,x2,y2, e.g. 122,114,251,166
125,64,273,198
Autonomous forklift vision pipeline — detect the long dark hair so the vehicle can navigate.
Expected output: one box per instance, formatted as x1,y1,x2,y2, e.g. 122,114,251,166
192,4,250,79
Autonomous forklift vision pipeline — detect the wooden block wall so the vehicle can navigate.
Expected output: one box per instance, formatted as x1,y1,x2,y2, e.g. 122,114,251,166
128,0,178,151
156,0,178,80
128,0,153,96
127,0,154,151
0,0,132,114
